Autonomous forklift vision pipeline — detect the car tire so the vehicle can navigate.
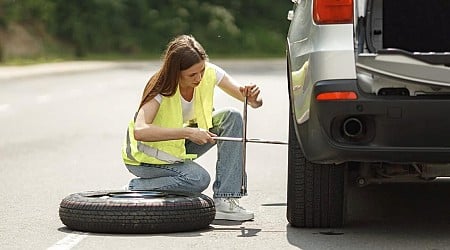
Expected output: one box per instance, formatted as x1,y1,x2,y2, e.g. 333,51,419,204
286,108,346,228
59,190,215,234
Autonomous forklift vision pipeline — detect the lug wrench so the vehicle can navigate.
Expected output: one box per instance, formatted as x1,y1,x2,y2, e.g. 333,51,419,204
213,96,287,194
242,95,248,194
212,137,288,145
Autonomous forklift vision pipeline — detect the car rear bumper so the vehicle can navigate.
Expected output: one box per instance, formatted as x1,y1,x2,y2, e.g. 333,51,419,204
297,79,450,164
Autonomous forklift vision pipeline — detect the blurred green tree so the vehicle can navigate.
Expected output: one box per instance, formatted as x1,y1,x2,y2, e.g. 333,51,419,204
0,0,291,59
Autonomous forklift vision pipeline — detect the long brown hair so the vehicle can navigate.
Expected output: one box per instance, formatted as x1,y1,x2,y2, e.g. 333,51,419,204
138,35,208,109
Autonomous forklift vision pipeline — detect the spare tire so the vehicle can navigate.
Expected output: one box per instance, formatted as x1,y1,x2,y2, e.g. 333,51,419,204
59,190,215,234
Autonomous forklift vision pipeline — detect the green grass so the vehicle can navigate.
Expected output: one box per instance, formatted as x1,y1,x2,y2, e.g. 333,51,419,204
1,50,285,66
0,31,285,66
1,56,69,66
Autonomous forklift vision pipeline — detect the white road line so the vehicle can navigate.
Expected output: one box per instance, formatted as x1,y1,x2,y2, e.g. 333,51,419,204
47,232,89,250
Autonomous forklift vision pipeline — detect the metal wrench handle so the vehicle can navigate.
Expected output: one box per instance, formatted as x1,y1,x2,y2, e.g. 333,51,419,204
242,95,248,194
213,136,288,145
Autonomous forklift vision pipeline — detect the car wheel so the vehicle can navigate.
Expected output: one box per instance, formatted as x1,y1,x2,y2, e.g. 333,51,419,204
286,108,346,228
59,190,215,233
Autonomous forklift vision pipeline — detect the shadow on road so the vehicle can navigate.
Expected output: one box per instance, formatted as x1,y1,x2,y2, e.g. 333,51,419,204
286,181,450,249
57,222,262,238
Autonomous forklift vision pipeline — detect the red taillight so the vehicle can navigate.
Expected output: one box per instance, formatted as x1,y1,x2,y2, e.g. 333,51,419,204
313,0,353,24
316,91,357,101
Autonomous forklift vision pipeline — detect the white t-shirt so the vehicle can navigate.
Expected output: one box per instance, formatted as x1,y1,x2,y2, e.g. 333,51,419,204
154,62,226,122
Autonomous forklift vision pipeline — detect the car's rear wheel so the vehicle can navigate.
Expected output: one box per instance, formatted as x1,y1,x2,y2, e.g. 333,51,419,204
286,108,346,228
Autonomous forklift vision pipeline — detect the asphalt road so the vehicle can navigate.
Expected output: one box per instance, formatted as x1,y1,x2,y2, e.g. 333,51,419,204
0,60,449,250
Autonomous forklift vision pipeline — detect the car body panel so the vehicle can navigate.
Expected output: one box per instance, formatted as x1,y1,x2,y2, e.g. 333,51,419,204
287,0,356,125
287,0,450,165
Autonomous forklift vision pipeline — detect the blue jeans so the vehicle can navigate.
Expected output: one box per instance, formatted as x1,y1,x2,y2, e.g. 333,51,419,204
126,108,246,198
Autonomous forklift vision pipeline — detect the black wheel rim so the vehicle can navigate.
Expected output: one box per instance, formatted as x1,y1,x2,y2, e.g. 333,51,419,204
83,191,190,199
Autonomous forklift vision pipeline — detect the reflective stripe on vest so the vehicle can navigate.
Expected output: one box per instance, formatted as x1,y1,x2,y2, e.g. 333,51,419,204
125,128,136,162
137,142,183,164
125,128,183,164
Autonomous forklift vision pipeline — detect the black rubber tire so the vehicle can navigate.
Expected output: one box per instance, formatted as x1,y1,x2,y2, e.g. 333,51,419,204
59,190,215,234
286,107,346,228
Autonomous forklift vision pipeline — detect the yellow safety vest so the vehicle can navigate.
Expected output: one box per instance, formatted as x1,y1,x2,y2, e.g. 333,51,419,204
122,63,216,165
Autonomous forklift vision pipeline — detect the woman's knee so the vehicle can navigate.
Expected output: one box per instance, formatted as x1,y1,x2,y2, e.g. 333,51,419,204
224,108,242,123
216,108,242,137
213,108,242,129
183,166,211,192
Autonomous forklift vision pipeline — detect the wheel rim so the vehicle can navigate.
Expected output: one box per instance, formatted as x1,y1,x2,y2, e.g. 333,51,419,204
84,191,188,199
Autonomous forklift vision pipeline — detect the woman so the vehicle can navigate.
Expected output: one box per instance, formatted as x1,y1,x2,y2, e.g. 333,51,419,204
122,35,263,221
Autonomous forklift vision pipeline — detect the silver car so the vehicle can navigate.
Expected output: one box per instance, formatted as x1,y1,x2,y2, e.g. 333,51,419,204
286,0,450,228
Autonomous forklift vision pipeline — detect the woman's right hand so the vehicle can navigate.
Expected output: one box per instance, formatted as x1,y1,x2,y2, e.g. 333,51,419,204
186,128,217,145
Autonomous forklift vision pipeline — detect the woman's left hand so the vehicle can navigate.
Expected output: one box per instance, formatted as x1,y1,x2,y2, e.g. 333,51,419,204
240,84,263,108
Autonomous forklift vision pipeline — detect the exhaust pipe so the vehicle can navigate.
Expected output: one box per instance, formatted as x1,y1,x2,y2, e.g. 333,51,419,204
342,117,364,138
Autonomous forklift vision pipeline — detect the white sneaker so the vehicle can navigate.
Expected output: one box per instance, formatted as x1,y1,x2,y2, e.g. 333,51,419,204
214,198,254,221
